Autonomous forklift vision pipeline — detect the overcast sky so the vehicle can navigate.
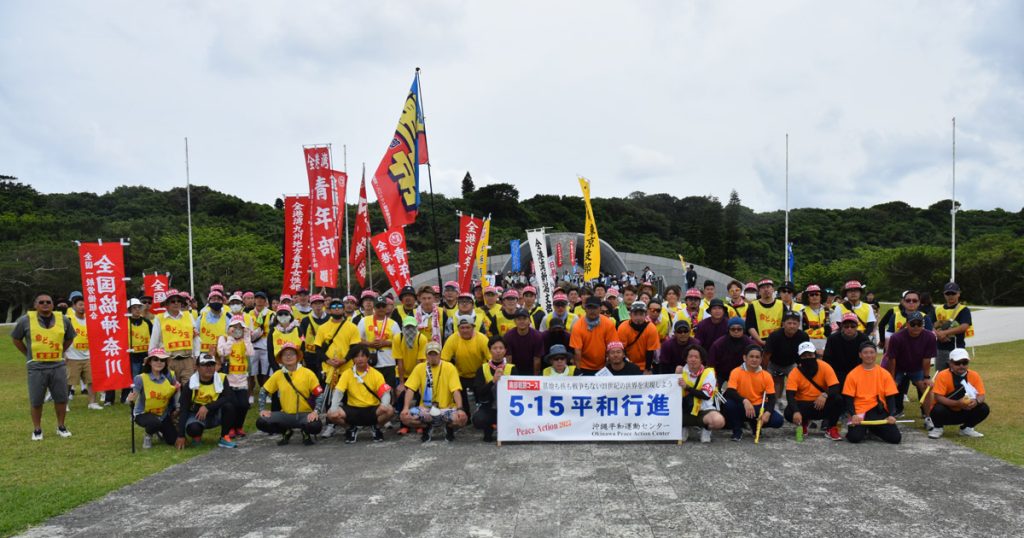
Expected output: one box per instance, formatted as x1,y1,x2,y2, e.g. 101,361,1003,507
1,1,1021,212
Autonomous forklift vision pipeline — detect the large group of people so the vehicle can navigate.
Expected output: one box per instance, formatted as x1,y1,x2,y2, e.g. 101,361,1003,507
13,274,989,448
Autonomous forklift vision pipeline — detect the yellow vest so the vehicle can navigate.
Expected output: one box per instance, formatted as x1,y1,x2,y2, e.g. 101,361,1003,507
840,302,872,332
491,309,518,337
129,319,151,353
291,306,310,323
28,311,66,362
681,367,716,416
69,314,89,351
544,312,578,330
192,373,226,405
543,365,576,376
271,328,303,353
303,316,326,353
804,307,828,339
482,362,514,383
935,303,974,338
751,301,785,338
726,302,749,320
198,315,227,354
227,339,249,375
653,315,670,339
159,312,194,353
141,373,176,415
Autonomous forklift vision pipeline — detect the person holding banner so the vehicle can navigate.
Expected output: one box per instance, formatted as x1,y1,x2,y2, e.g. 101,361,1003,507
66,292,102,410
401,342,468,443
442,316,490,414
11,293,75,440
570,296,621,375
471,336,516,442
675,344,725,443
721,345,784,441
127,348,180,449
618,301,661,374
256,342,323,446
323,345,395,444
177,354,237,449
785,342,844,441
843,341,901,444
217,315,253,439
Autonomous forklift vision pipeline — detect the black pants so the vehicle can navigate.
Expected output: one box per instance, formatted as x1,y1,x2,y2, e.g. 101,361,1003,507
472,406,497,435
577,368,601,376
185,405,235,438
459,377,475,416
226,388,250,430
784,399,843,429
135,413,178,444
846,407,901,444
931,402,990,429
256,412,323,435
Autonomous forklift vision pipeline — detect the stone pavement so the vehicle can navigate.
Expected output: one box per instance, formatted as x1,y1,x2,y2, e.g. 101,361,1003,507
22,424,1024,537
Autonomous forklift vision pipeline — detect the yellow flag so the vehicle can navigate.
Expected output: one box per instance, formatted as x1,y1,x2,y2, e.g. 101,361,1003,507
578,176,600,280
678,254,686,270
477,218,491,287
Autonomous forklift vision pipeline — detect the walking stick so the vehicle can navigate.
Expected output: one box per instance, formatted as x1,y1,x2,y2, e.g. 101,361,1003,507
130,402,136,454
754,390,767,444
850,419,915,426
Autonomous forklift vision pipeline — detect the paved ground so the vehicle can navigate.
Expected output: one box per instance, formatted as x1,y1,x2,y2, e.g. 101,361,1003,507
22,423,1024,537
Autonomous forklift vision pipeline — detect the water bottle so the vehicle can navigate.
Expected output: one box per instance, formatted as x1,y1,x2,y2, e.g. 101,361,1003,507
796,423,804,442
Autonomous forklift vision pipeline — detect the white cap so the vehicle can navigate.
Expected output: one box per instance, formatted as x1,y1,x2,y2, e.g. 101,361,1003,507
948,348,971,362
797,341,817,356
127,298,143,308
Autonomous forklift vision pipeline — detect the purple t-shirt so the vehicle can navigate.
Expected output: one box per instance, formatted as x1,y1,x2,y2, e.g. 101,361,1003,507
694,317,729,351
886,329,938,373
503,328,545,375
658,335,702,373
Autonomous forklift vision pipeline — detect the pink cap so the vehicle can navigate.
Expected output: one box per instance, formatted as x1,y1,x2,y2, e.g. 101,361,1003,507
606,288,620,297
343,295,358,303
804,284,821,293
552,292,569,303
484,286,498,295
210,284,225,293
458,292,474,301
502,289,519,299
146,347,170,359
242,291,255,299
685,288,702,298
310,294,325,302
841,312,860,324
522,286,537,295
228,315,246,326
606,341,624,351
432,285,441,294
844,280,864,291
642,281,653,286
758,279,774,287
207,291,225,301
444,281,459,291
744,282,757,291
276,304,293,313
279,294,293,302
360,290,378,299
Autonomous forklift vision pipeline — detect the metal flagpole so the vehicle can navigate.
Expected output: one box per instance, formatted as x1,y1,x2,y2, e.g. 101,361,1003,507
184,137,195,297
364,163,373,290
416,67,444,289
343,144,351,294
784,133,789,281
951,117,957,282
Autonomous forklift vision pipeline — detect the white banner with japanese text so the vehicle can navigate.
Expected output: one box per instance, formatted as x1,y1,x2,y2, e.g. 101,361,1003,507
496,375,682,442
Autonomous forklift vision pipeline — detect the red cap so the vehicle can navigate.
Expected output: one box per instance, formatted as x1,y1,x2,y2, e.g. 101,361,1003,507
343,295,358,303
522,286,537,295
606,341,624,351
744,282,757,291
843,280,864,292
841,312,860,324
457,292,474,301
310,294,325,303
553,292,569,303
502,289,519,300
443,281,459,291
758,279,774,287
432,285,441,294
484,286,498,295
804,284,821,293
685,288,702,298
242,291,255,299
279,294,293,302
606,288,619,297
360,290,378,299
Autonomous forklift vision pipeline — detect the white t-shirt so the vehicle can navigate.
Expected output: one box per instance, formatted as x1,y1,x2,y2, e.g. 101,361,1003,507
682,367,718,411
357,317,399,368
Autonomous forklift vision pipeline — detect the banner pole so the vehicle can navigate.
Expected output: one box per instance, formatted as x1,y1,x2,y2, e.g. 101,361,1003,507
184,137,195,298
344,144,351,295
416,67,444,291
364,163,373,290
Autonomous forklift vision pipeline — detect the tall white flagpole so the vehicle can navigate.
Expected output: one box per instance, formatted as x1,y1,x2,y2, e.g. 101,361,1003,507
184,137,195,297
343,144,351,294
784,133,789,281
951,117,957,282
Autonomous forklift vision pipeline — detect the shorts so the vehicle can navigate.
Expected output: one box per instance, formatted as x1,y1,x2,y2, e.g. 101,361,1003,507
342,404,379,426
767,363,795,377
250,348,271,376
894,370,925,384
28,364,69,406
683,408,717,427
66,359,92,386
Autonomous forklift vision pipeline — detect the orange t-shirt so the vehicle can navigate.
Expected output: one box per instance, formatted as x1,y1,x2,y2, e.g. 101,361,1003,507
616,322,661,369
933,369,985,399
569,315,621,371
842,365,898,415
786,360,840,402
727,366,774,406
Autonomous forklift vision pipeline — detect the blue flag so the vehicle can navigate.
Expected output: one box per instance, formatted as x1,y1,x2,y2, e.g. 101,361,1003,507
787,242,795,282
510,240,521,271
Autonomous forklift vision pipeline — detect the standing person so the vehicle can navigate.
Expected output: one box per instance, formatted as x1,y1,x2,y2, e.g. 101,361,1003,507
762,312,810,411
342,295,359,318
178,354,237,449
681,288,703,329
933,282,973,372
65,292,101,410
685,264,697,290
676,344,725,443
503,308,544,375
521,286,546,329
488,289,522,338
217,315,253,439
298,294,329,378
291,289,312,323
617,286,638,321
721,345,784,441
745,279,784,346
127,348,180,449
884,311,937,422
11,293,75,440
605,342,642,375
439,281,460,319
392,286,419,324
662,285,684,323
617,301,661,373
194,290,229,363
445,292,488,340
707,317,756,391
722,280,746,320
569,296,621,375
441,316,490,414
324,345,395,443
647,299,670,340
778,281,804,317
540,292,578,331
693,299,729,350
111,298,153,405
881,290,933,348
801,284,831,354
471,336,515,442
830,280,875,336
400,342,468,442
246,292,273,397
148,289,197,385
698,280,717,317
353,290,376,325
255,343,323,446
843,342,901,444
316,300,361,390
928,348,989,439
785,342,843,441
658,320,700,375
727,282,758,320
480,286,500,317
415,286,443,345
357,296,401,390
822,313,871,386
605,288,623,325
266,304,303,371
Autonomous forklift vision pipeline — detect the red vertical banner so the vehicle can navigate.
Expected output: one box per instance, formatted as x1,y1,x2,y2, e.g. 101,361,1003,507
143,273,170,314
331,169,348,240
456,214,483,293
350,176,371,288
304,147,338,288
556,243,564,267
371,74,427,229
569,239,577,268
79,242,131,392
283,195,310,295
371,226,412,292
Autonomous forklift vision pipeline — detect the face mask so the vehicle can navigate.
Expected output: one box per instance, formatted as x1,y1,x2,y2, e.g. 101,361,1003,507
229,304,243,314
744,292,757,302
230,328,244,338
277,314,292,325
330,313,344,320
402,326,419,340
209,302,223,312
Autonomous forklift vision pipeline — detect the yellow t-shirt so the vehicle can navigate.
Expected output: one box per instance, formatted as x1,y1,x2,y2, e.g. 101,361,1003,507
440,332,490,378
335,366,390,408
262,366,319,414
391,332,428,379
405,361,462,409
321,320,361,382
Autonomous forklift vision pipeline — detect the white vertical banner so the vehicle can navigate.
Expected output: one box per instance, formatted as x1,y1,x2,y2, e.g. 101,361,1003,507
526,228,554,314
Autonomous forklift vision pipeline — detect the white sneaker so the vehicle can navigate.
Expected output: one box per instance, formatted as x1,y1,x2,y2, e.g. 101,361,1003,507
44,391,53,403
103,401,112,407
31,430,43,441
142,434,153,449
56,426,72,438
923,416,935,431
88,403,103,410
959,427,984,438
928,428,943,439
700,428,712,443
680,427,689,443
320,423,335,438
248,396,254,405
68,392,74,401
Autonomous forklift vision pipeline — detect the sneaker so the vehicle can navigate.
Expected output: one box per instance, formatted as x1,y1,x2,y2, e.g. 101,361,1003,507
277,430,293,446
301,431,314,446
56,426,72,438
142,434,153,449
923,416,935,431
445,427,456,443
731,431,742,442
32,429,43,441
825,427,842,441
372,426,384,442
88,402,103,410
397,426,410,436
959,427,984,438
928,427,944,439
218,436,237,448
681,427,689,443
483,430,494,442
103,401,112,407
420,428,432,443
191,436,202,447
68,391,74,400
344,427,358,444
700,428,712,443
320,424,336,439
234,428,247,438
44,391,53,403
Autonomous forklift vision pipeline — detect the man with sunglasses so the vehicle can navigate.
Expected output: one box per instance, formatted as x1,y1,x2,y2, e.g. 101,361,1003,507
883,311,937,423
657,320,701,375
880,290,933,349
12,293,76,440
933,282,973,372
928,348,989,439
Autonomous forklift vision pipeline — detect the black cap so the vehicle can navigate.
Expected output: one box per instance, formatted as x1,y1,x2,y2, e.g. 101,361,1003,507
585,296,602,308
254,291,268,300
374,296,388,307
779,281,795,292
906,311,926,323
943,282,961,294
673,319,690,332
782,311,802,323
513,308,530,319
399,286,416,299
708,298,725,310
548,317,565,330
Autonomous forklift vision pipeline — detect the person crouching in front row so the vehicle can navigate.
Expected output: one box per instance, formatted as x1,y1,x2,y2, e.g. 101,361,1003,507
127,348,180,449
177,353,237,449
324,344,395,444
842,341,901,444
721,345,784,441
255,342,323,446
472,336,515,442
400,342,468,443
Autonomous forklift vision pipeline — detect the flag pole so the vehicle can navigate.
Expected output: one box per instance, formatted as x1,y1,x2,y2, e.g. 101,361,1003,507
951,117,957,282
343,144,351,295
416,67,444,290
364,163,373,290
784,133,789,281
184,137,195,298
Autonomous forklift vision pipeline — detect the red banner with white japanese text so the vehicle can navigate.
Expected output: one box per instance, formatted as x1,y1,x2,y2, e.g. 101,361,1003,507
283,195,310,295
569,239,577,268
371,227,412,293
304,147,339,288
143,273,170,314
350,176,371,288
79,242,132,392
556,243,564,267
332,169,348,239
457,214,484,293
371,74,428,229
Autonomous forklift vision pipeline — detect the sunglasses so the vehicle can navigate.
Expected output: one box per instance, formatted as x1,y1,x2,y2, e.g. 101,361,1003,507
150,358,166,362
36,300,53,305
141,300,152,305
950,360,969,366
904,298,919,303
729,327,744,331
944,291,958,296
908,321,924,327
674,329,688,334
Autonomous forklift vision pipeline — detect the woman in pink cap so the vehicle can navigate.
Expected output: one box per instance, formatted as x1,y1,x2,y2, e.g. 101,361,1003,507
801,284,831,355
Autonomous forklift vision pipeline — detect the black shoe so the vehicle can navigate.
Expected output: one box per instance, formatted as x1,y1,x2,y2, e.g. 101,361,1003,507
420,428,432,443
301,431,314,446
483,430,494,443
372,426,384,442
277,430,293,446
445,427,456,443
344,427,358,444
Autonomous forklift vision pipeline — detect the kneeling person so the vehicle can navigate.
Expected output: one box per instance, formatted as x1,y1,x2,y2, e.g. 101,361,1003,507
325,345,395,443
676,344,725,443
928,348,989,439
842,342,901,444
785,342,843,441
179,354,237,449
400,342,468,442
128,348,180,449
721,345,784,441
256,342,323,446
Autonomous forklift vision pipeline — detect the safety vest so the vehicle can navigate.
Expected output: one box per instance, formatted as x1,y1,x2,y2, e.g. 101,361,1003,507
528,305,545,328
291,306,310,323
192,373,226,406
840,302,872,332
652,315,670,339
198,314,227,354
786,302,805,316
804,307,828,339
304,315,327,353
27,311,65,362
128,319,151,353
141,373,176,416
751,300,785,339
543,365,576,376
247,309,271,339
227,339,249,375
159,312,194,353
679,308,701,335
726,302,749,320
935,303,974,338
543,312,578,331
482,362,515,383
69,314,89,351
272,328,303,352
681,367,716,416
490,309,518,337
